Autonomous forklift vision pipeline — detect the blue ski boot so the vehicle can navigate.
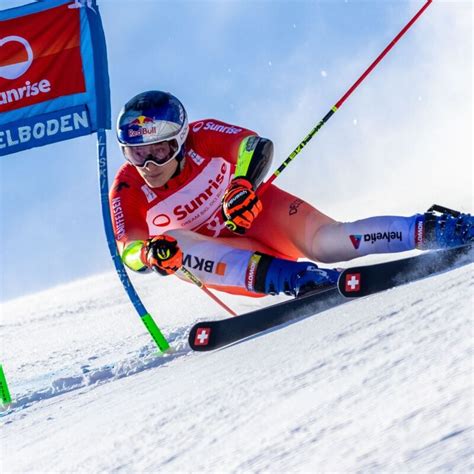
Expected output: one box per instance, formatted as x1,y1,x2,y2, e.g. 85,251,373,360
417,204,474,250
254,255,339,297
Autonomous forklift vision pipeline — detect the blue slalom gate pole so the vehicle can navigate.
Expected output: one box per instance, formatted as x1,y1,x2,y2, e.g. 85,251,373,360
97,129,170,352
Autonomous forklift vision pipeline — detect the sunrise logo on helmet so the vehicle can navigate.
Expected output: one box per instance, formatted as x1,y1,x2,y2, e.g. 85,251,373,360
127,115,157,138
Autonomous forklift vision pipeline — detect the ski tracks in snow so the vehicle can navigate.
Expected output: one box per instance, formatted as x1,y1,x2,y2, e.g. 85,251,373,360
1,262,472,472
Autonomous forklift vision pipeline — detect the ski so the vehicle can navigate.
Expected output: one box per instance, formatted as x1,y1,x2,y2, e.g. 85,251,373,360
189,245,472,352
338,245,472,298
189,287,344,351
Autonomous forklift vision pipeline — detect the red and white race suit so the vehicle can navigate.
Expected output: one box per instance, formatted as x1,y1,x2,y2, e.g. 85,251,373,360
110,119,420,296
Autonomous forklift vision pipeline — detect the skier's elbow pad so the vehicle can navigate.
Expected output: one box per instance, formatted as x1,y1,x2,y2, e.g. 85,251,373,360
235,136,273,188
121,240,151,273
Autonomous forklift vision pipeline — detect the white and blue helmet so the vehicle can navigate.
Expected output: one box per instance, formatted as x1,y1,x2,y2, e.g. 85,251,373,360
117,91,189,166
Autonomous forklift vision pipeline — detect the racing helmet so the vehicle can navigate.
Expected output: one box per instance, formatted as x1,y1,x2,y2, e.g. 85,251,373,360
117,91,189,166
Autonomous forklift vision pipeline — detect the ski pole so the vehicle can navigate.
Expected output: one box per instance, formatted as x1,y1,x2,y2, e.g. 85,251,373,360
258,0,433,196
178,266,237,316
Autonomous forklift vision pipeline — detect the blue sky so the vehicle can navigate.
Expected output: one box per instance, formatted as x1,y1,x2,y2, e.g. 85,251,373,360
0,0,472,301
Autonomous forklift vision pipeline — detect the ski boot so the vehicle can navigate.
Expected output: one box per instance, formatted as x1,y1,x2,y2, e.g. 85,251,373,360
417,204,474,250
260,257,340,297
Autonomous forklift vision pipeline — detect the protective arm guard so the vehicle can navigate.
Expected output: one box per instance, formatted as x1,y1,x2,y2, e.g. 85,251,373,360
235,136,273,187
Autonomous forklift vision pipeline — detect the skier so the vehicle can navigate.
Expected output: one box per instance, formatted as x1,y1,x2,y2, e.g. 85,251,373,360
110,90,473,297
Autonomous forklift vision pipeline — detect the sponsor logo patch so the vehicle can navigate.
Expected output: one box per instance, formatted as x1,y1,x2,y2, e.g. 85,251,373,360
192,121,204,132
188,149,205,166
149,162,228,228
141,184,157,203
127,115,157,138
415,218,424,247
0,4,86,113
111,197,126,240
364,231,403,245
183,254,226,275
245,253,262,292
0,36,33,80
350,235,362,250
350,231,403,249
289,198,304,216
202,121,242,135
345,273,361,292
194,327,211,346
152,214,171,227
145,158,232,235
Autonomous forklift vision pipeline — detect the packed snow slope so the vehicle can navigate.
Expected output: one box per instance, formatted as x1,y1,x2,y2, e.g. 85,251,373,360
1,254,473,472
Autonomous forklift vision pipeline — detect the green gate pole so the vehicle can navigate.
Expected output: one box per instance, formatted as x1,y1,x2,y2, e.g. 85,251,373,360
0,364,12,405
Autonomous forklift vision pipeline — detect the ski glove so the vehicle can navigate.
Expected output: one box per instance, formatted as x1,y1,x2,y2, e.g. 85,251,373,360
144,235,183,275
222,177,263,234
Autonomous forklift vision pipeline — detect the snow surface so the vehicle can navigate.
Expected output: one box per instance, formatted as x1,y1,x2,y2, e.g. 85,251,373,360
1,255,473,472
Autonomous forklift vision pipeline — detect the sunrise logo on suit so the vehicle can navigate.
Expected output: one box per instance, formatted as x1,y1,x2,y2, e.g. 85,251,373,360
150,161,229,228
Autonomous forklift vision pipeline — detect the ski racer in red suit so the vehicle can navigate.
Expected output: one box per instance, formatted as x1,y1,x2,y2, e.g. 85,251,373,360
110,91,473,297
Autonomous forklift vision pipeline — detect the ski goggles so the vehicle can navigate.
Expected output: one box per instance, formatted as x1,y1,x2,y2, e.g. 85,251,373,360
122,139,179,167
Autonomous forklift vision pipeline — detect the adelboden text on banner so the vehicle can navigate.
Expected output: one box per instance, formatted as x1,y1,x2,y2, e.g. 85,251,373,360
0,0,111,156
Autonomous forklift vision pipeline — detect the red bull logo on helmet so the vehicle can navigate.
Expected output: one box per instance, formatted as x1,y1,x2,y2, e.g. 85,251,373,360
128,115,157,138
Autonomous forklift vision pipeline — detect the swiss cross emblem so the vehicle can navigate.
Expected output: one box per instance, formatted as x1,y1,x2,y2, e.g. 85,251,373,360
194,327,211,346
345,273,361,292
